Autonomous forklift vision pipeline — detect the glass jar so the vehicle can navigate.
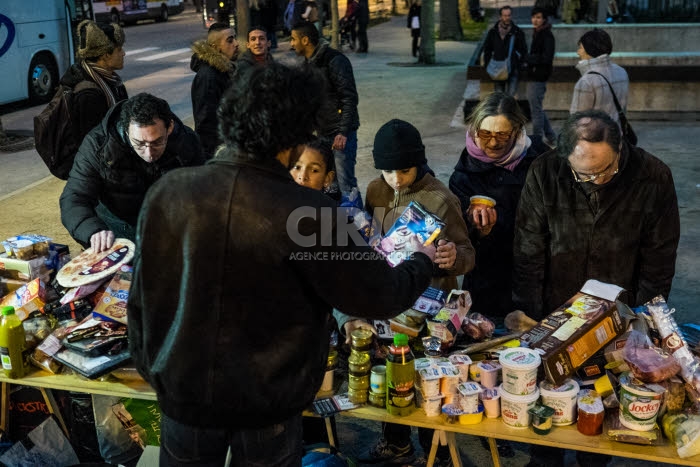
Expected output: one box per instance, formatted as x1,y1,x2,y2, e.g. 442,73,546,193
350,328,374,352
348,349,371,374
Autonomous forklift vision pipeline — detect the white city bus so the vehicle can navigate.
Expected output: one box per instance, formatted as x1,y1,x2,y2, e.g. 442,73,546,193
0,0,77,105
92,0,184,25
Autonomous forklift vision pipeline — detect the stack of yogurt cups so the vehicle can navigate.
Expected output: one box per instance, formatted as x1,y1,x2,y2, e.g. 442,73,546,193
498,347,542,428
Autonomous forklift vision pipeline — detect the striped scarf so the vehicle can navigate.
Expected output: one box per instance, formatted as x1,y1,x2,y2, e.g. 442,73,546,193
81,61,122,107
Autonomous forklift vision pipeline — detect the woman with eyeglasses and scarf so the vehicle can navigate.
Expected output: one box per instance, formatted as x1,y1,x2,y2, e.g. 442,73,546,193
59,20,128,152
449,92,544,325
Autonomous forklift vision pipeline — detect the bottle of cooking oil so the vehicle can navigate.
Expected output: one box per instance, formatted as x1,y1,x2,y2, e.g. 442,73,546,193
386,333,415,416
0,306,25,379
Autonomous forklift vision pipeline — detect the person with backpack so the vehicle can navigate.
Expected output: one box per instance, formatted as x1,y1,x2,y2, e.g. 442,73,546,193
35,20,128,179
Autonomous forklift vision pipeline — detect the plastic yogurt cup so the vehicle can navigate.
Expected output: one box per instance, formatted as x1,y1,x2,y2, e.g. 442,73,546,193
477,360,501,389
420,371,442,398
499,347,541,395
458,382,483,413
423,394,444,417
481,387,501,418
539,379,580,426
448,354,472,381
618,372,665,432
441,373,461,395
500,384,540,428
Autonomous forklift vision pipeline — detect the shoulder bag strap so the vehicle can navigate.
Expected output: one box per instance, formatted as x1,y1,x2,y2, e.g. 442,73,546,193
587,71,623,113
507,34,515,60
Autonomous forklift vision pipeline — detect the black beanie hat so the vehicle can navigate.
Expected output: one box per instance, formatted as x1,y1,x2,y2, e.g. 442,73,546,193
372,119,427,170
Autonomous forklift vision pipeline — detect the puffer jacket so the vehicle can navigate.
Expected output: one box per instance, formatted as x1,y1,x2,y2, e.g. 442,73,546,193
570,54,629,123
308,41,360,137
59,62,128,146
235,49,274,80
449,146,539,319
512,144,680,320
190,40,235,158
60,102,204,246
483,22,527,73
127,149,433,429
525,23,555,82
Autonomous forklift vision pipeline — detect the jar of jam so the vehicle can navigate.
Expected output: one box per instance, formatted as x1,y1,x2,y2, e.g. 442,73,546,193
348,349,371,374
577,389,605,436
350,328,374,352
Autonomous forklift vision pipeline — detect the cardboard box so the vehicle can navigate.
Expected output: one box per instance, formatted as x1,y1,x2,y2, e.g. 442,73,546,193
92,266,132,324
520,280,630,385
575,331,632,382
0,278,46,321
0,253,49,281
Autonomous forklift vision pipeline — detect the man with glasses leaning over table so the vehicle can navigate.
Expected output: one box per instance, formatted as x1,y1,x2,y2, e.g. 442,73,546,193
507,110,680,467
60,93,203,253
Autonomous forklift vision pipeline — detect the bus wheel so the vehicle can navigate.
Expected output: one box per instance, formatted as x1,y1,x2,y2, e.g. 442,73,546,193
28,53,58,105
158,5,169,22
111,10,120,25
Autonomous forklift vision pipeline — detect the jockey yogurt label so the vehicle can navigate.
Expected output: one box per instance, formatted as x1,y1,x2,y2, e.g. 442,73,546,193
619,372,665,431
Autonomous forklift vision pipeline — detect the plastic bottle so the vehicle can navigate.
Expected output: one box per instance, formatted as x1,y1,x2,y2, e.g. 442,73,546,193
0,306,25,379
386,333,415,416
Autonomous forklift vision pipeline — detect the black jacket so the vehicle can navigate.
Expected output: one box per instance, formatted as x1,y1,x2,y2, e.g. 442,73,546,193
59,62,128,147
513,145,680,320
483,22,527,73
190,40,235,159
127,149,433,429
526,23,555,82
60,102,204,246
235,49,274,81
449,146,539,318
308,41,360,137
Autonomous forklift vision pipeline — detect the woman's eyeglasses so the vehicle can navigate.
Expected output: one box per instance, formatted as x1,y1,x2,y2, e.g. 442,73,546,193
476,129,514,143
570,152,620,183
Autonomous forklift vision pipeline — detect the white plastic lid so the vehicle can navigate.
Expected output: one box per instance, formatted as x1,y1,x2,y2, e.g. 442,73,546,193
499,384,540,403
499,347,541,371
448,354,472,365
539,379,580,397
458,382,483,397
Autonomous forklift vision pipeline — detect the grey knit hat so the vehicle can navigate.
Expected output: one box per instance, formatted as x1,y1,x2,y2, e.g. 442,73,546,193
77,20,125,60
372,119,427,170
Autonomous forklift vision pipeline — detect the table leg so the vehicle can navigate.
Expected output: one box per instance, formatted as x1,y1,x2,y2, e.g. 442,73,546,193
0,382,7,435
445,431,463,467
426,429,440,467
39,388,70,439
487,437,501,467
324,416,336,448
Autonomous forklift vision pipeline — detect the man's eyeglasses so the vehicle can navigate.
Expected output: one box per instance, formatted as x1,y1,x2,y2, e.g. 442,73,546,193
226,35,236,43
130,137,167,151
476,129,514,143
570,152,620,183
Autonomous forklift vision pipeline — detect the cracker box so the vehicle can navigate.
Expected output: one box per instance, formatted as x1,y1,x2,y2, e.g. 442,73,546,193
520,280,630,385
92,265,132,324
0,253,50,281
0,278,46,321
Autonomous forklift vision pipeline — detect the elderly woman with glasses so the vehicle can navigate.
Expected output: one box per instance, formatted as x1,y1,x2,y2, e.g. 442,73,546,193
449,92,544,324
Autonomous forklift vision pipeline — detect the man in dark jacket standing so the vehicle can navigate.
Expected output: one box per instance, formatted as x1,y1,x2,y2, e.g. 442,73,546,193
356,0,370,53
190,22,239,159
525,7,556,150
483,6,527,96
60,93,203,253
510,112,679,467
236,26,274,79
291,22,361,204
127,63,434,466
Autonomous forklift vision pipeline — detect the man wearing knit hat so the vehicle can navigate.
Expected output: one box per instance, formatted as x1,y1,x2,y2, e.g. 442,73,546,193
58,20,128,155
570,28,629,124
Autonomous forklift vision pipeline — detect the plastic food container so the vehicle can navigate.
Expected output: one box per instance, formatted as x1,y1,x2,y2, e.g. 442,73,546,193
458,382,483,413
577,389,604,435
469,362,481,382
448,354,472,382
422,394,444,417
539,379,580,426
469,195,497,208
370,365,386,394
442,403,462,424
418,367,442,398
529,404,555,435
618,372,665,432
481,387,501,418
477,360,501,389
499,384,540,428
441,373,461,395
459,405,484,425
499,347,541,395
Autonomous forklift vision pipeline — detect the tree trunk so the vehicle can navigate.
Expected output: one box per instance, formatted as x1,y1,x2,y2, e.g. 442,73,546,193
419,0,435,63
331,0,340,49
439,0,463,40
237,0,250,39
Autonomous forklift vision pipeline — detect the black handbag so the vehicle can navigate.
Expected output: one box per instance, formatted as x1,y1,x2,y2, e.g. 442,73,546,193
587,71,638,146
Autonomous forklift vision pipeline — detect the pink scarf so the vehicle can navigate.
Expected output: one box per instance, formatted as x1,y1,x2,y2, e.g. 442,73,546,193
465,128,531,172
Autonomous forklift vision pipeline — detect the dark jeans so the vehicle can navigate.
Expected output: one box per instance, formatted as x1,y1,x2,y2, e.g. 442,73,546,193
357,19,368,52
160,413,303,466
530,445,611,467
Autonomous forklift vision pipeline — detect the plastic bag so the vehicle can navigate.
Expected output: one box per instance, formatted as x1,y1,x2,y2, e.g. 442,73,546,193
622,330,680,383
0,416,79,466
461,312,495,341
662,411,700,459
